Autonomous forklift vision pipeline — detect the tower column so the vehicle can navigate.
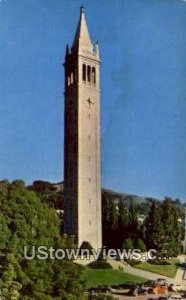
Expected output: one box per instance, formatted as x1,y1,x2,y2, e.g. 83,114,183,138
64,7,102,249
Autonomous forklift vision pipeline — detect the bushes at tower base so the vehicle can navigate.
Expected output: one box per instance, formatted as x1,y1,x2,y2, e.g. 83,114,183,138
88,260,112,269
0,180,85,300
135,238,147,252
122,238,146,252
80,241,93,254
122,238,134,251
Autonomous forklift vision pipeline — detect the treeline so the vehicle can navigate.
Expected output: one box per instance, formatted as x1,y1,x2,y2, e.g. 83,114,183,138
28,180,63,210
102,196,182,257
0,180,85,299
29,180,183,258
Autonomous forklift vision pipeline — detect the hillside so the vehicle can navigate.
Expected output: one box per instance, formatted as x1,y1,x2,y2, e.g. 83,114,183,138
28,180,184,216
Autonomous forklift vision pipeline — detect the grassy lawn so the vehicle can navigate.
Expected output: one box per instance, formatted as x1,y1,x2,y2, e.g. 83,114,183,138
135,258,179,278
83,268,146,288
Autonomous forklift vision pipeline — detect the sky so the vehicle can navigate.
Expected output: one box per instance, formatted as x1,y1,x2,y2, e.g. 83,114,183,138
0,0,186,200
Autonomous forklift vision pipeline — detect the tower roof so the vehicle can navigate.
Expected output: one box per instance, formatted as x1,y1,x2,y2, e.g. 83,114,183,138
72,6,93,51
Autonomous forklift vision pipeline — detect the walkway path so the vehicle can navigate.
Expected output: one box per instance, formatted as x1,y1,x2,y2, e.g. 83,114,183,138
122,265,174,284
121,255,186,286
76,254,186,285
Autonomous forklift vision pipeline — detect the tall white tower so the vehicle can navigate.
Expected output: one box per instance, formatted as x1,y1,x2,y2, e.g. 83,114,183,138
64,6,102,249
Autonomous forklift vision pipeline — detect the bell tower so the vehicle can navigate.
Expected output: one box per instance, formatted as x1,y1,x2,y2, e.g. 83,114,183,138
63,6,102,249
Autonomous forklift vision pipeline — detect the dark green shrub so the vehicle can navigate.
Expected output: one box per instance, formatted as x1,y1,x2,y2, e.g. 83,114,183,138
147,259,171,265
122,238,134,250
125,259,141,267
135,239,147,252
88,260,112,269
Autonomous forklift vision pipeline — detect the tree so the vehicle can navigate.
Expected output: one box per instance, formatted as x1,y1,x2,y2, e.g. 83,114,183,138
161,198,181,257
102,197,118,248
145,199,182,258
145,202,164,254
117,200,129,248
0,254,22,300
80,241,93,257
135,238,146,252
28,180,64,210
122,238,134,250
80,241,93,251
127,201,139,241
0,180,85,299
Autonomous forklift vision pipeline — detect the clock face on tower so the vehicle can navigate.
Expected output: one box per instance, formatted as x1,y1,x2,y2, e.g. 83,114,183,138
86,98,94,109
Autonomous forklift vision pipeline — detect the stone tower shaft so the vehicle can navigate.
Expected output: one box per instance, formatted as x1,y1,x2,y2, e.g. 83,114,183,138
63,6,102,249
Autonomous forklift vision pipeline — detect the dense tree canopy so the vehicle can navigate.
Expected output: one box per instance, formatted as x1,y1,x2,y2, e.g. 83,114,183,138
145,198,182,257
1,178,183,299
0,180,85,299
102,192,182,258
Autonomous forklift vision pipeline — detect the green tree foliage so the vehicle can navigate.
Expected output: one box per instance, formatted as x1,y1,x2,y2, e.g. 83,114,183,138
80,241,93,251
102,197,119,248
122,238,134,250
145,199,182,257
102,196,141,249
102,191,182,257
127,201,140,240
28,180,63,210
87,260,112,269
117,200,129,247
135,238,146,252
80,241,93,256
145,202,164,253
0,180,85,299
0,254,22,300
161,198,181,256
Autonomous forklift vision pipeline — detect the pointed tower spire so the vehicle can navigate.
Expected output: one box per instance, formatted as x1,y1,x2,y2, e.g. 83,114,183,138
71,5,93,51
80,4,85,14
65,44,70,57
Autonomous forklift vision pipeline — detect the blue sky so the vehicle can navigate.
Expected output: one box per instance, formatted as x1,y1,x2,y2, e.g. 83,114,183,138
0,0,186,200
